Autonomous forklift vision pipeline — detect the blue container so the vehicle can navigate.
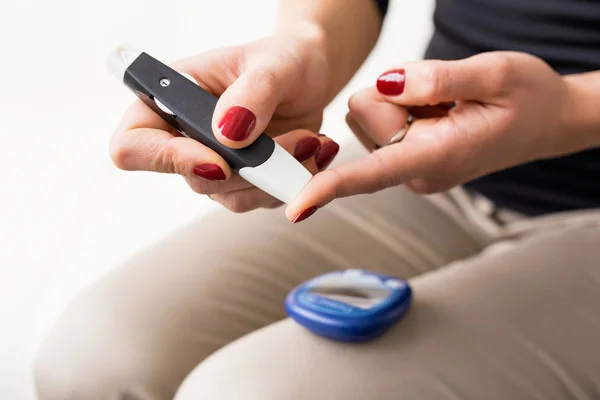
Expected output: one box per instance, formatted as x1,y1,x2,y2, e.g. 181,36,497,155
285,269,412,342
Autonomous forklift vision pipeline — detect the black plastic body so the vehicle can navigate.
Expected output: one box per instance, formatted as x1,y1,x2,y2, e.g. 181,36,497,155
123,52,274,170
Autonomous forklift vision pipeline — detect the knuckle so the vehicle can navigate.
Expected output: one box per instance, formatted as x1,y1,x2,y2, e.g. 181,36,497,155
368,152,397,192
486,53,514,91
152,138,177,174
421,62,448,103
347,94,359,113
249,69,280,99
347,92,368,115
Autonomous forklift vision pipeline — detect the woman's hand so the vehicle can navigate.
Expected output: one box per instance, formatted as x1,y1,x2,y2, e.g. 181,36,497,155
110,34,339,213
286,51,575,222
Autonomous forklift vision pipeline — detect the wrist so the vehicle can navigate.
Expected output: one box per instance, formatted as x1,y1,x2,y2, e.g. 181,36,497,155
276,20,345,100
557,75,600,155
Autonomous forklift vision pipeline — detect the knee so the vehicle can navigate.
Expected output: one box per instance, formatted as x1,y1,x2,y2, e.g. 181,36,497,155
175,319,413,400
35,294,112,400
175,320,304,400
174,318,455,400
34,288,159,400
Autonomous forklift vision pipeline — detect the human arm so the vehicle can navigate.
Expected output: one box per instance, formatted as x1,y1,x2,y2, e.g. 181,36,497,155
109,0,385,212
558,71,600,154
285,52,600,221
275,0,385,103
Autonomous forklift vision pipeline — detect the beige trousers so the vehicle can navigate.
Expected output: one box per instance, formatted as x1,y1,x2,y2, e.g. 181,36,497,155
35,149,600,399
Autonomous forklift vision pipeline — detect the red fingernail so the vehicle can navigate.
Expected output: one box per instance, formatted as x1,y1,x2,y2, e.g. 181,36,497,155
293,206,319,224
294,137,322,162
193,164,226,181
315,141,340,170
218,106,256,141
376,69,406,96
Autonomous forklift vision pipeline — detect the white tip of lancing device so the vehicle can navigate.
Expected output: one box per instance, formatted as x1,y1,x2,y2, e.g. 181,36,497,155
107,43,142,81
239,143,313,204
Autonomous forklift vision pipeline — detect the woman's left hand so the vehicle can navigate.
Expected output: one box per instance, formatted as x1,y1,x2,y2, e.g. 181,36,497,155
286,51,576,222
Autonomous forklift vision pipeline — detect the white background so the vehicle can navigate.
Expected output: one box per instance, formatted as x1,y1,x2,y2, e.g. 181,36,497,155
0,0,433,397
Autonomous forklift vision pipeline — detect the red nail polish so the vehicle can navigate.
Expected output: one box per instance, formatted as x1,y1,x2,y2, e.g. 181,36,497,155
218,106,256,141
294,137,321,162
193,164,226,181
315,141,340,170
376,69,406,96
293,206,319,223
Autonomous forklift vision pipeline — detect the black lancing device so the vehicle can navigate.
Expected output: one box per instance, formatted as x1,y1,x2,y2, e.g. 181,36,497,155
107,44,313,204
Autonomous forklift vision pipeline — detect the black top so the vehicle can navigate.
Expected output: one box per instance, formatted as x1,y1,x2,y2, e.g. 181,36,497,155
375,0,600,216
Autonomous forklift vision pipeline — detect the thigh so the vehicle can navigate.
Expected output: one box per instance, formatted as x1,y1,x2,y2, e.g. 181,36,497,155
34,185,482,400
176,224,600,400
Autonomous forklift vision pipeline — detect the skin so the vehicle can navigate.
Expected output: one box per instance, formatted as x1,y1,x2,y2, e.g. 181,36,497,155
110,0,381,213
110,0,600,221
286,54,600,220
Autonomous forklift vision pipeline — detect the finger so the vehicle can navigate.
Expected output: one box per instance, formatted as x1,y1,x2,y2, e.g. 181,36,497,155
110,125,232,181
278,129,323,165
115,100,175,136
185,173,252,195
314,135,340,170
274,128,342,173
185,129,326,196
285,118,451,222
204,130,337,212
209,187,284,213
111,51,240,176
212,68,296,149
170,49,239,97
375,53,511,106
348,87,409,146
346,113,376,151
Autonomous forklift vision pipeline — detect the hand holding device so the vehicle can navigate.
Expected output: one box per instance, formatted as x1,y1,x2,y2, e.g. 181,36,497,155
108,36,338,214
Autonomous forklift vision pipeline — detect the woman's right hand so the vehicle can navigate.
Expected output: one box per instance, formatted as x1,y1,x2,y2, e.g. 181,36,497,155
109,33,339,213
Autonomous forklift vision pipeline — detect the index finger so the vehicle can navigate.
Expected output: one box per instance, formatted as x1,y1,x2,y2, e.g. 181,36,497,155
115,99,174,135
285,118,452,222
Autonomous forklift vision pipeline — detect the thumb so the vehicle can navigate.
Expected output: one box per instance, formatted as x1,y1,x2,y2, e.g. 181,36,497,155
285,118,449,222
211,68,291,149
376,53,510,106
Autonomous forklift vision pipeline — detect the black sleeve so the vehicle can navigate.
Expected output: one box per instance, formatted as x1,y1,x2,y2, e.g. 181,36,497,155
374,0,389,18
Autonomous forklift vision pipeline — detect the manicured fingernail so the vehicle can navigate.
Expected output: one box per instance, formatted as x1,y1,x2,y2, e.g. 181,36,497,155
293,206,319,223
294,137,321,162
315,141,340,170
218,106,256,141
193,164,226,181
376,69,406,96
